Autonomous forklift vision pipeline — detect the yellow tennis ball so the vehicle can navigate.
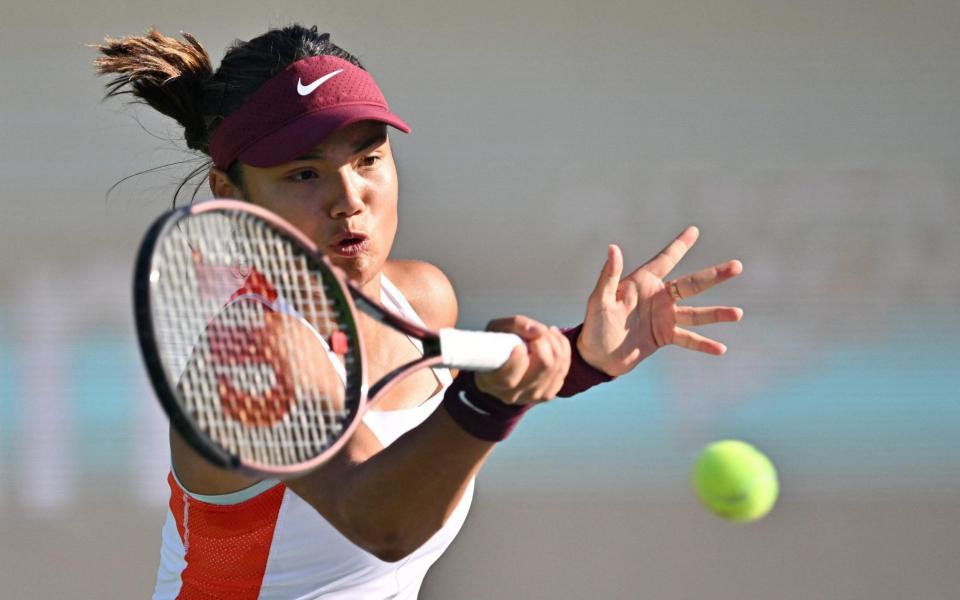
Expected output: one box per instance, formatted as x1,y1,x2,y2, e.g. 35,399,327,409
691,440,779,522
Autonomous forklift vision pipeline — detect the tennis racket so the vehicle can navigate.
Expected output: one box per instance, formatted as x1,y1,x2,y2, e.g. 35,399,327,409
134,199,521,477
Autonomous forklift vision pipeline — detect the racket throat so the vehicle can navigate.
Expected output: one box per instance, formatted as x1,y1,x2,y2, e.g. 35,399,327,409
422,337,442,358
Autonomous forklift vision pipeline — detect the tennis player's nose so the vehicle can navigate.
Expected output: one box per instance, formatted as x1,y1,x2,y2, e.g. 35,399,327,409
329,169,365,218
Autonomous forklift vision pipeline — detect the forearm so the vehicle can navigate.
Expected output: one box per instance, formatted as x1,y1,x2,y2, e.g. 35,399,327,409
329,327,604,558
288,378,509,562
332,325,605,548
289,321,568,560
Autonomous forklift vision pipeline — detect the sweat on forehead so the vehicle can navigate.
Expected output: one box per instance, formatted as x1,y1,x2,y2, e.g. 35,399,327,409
208,55,410,170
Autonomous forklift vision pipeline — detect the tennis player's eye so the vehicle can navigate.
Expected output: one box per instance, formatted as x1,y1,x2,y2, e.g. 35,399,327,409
357,155,380,168
289,170,318,182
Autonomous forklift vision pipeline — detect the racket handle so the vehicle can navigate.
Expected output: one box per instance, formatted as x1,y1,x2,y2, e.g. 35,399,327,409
438,329,524,370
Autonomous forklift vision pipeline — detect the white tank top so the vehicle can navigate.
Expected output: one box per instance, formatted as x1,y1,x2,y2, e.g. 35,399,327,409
153,274,472,600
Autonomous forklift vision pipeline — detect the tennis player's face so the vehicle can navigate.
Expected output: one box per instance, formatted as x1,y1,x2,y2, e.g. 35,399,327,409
239,121,399,286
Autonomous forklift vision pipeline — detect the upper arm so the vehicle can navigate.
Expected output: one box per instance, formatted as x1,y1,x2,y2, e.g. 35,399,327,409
170,426,264,495
382,260,458,330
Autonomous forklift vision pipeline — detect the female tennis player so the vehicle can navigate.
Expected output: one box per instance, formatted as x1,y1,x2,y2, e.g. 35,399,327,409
94,25,743,599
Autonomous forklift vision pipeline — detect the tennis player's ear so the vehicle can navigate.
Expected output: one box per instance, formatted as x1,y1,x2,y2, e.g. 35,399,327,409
209,167,244,200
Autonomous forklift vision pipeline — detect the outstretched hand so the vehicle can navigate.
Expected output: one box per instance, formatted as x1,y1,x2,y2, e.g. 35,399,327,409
577,226,743,377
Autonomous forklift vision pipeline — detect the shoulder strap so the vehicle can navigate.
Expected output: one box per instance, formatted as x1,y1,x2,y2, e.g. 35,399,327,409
379,273,453,386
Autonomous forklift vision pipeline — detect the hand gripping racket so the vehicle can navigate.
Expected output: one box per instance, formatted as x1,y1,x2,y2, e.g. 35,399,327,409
134,200,522,476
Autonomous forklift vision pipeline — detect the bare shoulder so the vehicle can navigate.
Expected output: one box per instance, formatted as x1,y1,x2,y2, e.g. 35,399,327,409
382,260,458,330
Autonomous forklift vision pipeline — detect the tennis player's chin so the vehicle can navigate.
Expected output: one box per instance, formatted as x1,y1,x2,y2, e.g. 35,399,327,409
328,248,378,285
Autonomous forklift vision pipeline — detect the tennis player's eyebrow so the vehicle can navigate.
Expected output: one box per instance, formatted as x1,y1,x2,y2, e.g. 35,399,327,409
353,133,387,154
292,134,387,162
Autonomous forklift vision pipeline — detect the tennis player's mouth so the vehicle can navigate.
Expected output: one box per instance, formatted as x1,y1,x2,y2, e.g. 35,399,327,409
329,232,370,257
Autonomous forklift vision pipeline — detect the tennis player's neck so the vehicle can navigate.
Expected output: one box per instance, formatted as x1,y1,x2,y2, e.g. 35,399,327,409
355,273,383,300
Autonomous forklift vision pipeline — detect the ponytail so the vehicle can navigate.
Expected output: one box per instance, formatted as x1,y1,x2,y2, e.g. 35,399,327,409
93,29,213,153
94,25,365,205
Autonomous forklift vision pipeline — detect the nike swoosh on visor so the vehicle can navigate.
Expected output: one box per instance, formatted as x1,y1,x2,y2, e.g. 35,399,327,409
296,69,344,96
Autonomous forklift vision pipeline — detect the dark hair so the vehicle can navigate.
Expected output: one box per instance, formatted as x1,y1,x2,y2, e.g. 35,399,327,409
93,25,365,205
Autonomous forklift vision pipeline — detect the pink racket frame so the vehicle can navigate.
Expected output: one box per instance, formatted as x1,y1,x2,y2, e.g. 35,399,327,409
185,200,445,476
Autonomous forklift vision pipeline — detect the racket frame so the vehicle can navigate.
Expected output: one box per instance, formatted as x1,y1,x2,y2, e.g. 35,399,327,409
134,200,373,474
134,199,508,476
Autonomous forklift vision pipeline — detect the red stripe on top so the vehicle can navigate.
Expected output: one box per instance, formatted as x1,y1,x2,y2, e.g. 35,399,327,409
168,473,286,599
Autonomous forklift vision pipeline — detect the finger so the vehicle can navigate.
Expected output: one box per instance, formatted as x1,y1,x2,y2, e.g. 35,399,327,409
498,343,531,388
474,343,529,400
642,226,699,280
672,327,727,355
537,327,570,399
675,306,744,327
514,332,557,399
588,244,624,306
486,314,547,341
479,315,548,400
672,259,743,300
516,327,569,401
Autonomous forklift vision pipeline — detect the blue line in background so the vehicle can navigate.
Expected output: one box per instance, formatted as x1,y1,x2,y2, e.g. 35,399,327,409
0,314,956,495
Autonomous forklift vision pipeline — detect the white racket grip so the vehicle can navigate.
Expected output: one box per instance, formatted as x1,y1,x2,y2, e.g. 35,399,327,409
438,328,524,370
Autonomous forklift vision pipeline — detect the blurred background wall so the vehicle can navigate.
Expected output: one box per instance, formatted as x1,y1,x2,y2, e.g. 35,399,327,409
0,1,958,597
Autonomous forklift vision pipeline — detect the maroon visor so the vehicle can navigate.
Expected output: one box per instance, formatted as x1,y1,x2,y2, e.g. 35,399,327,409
208,56,410,170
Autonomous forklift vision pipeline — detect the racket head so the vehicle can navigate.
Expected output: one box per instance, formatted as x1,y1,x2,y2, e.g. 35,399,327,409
134,200,368,476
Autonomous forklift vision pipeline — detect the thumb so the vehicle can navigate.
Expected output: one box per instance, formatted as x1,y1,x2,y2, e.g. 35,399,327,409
588,244,623,306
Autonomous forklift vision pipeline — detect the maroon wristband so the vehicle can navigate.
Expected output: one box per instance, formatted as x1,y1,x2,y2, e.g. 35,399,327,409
442,372,531,442
557,324,615,397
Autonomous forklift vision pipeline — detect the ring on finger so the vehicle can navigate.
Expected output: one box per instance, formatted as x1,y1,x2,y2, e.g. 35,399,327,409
668,280,683,301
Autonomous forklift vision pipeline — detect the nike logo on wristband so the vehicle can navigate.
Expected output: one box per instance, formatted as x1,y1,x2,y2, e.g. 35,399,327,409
458,390,491,416
296,69,344,96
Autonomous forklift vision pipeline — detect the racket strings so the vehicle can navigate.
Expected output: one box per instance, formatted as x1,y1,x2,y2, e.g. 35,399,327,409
151,211,359,469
